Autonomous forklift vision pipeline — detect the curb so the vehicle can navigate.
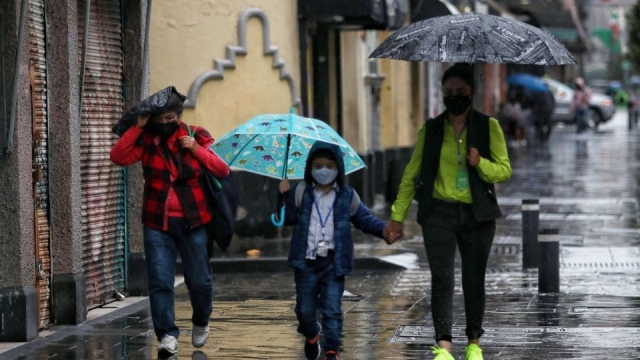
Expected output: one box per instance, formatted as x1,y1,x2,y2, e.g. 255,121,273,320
176,256,406,274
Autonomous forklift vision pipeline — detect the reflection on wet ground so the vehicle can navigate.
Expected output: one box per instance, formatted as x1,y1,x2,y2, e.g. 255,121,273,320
3,111,640,359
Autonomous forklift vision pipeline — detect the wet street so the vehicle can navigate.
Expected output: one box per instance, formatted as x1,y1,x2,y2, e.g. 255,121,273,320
2,110,640,359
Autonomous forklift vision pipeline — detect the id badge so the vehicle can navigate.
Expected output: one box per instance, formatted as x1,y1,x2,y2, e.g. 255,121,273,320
456,167,469,191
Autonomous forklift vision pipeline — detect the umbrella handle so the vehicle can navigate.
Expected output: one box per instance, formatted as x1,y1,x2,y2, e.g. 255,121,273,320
271,205,286,227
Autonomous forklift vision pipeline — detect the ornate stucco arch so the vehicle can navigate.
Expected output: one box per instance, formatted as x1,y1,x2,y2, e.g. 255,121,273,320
184,8,301,113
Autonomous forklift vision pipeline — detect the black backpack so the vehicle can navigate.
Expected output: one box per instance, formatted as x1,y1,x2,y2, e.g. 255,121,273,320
188,126,238,256
202,170,238,256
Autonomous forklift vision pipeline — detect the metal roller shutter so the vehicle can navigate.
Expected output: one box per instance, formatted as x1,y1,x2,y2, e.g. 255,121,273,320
77,0,126,308
28,0,52,329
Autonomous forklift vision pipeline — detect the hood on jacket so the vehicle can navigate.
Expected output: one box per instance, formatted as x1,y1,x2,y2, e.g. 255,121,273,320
304,141,345,186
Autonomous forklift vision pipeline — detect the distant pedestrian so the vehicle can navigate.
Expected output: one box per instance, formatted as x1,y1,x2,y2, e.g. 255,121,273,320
531,87,555,142
501,87,530,146
110,92,230,357
276,142,399,360
385,63,512,360
571,77,592,134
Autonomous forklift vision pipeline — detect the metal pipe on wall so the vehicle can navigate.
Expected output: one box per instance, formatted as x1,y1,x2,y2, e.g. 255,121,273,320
78,0,91,116
6,0,28,153
140,0,151,101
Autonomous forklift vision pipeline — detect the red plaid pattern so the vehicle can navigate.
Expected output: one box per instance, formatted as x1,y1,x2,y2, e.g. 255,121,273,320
140,123,213,230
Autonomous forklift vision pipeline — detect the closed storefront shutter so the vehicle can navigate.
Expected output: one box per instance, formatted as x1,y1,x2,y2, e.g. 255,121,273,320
77,0,126,308
28,0,51,329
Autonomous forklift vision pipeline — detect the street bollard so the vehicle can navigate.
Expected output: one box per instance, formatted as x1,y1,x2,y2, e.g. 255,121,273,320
522,199,540,269
538,228,560,293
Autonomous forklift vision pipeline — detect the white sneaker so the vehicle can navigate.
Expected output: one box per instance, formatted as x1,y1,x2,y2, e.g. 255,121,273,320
158,334,178,356
192,324,209,348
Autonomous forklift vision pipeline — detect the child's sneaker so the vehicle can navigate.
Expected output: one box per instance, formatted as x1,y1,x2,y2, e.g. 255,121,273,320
322,349,339,360
431,346,454,360
304,334,321,360
465,343,483,360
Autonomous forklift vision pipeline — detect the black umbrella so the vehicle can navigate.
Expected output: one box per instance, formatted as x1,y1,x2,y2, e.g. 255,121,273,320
369,12,576,65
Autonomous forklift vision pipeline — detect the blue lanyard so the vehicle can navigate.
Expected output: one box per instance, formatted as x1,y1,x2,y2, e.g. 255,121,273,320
454,125,467,166
313,193,336,238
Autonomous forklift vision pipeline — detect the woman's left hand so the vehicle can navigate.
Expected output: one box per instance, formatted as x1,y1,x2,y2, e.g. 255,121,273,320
179,136,200,152
467,147,481,167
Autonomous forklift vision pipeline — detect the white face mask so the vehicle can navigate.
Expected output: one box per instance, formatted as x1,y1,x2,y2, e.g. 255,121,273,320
312,167,338,185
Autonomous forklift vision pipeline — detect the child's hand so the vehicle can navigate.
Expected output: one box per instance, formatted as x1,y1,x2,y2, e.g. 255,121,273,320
279,179,290,193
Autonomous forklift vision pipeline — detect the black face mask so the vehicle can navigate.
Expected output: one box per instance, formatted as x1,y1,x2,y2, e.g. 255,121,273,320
443,95,472,116
146,121,179,137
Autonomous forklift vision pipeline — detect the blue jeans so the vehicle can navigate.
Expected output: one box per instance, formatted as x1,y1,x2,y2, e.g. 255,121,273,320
575,108,589,133
294,253,345,351
144,217,213,341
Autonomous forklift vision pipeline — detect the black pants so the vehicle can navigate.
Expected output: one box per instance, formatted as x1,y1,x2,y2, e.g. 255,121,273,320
421,200,495,342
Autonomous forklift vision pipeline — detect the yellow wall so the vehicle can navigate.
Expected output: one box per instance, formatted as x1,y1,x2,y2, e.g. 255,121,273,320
379,57,414,148
340,31,367,153
149,0,300,139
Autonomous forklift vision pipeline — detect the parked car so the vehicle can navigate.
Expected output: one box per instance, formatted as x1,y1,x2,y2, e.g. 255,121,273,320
542,77,616,126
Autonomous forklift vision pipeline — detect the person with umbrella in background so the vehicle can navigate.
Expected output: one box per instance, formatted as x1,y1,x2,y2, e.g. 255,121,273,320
506,74,555,143
275,142,400,360
385,64,512,360
110,89,229,357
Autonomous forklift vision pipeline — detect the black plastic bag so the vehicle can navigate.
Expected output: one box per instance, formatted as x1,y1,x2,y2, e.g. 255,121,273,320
112,86,186,137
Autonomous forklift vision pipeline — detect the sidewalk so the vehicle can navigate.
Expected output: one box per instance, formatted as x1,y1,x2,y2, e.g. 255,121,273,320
2,111,640,359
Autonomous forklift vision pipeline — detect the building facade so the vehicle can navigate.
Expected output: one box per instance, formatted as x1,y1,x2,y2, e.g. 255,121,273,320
0,0,148,342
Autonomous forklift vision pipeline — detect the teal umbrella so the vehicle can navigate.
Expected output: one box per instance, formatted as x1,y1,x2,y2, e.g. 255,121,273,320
211,108,365,180
210,108,366,225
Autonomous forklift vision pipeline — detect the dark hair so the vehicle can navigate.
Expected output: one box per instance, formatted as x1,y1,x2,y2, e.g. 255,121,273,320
441,63,474,90
309,149,336,162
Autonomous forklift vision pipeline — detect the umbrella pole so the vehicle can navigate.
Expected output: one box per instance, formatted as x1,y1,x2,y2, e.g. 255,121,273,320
271,133,291,227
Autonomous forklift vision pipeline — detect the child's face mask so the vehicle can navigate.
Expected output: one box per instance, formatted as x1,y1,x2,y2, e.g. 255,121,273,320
312,167,338,185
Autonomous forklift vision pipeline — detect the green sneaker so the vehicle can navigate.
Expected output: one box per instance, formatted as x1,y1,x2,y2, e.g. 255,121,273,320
431,346,454,360
465,343,483,360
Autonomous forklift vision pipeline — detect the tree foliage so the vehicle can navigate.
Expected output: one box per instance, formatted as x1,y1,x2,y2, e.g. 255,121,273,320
627,0,640,72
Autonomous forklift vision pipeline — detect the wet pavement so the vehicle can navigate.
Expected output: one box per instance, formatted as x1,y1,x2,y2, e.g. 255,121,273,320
3,110,640,359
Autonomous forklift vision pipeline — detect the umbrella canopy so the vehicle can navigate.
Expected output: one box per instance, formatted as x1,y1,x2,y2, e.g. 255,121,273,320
507,73,549,92
369,12,576,65
211,110,366,180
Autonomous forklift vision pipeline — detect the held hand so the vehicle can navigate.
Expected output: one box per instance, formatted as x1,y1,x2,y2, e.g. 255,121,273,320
467,147,480,167
279,179,290,193
383,221,404,245
136,114,150,129
387,221,403,238
179,136,199,152
382,227,402,245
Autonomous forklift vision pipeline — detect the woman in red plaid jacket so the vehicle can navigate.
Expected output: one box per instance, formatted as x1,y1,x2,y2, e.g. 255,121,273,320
110,95,229,357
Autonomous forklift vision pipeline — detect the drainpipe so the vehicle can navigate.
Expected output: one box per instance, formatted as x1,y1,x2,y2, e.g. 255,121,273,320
78,0,91,116
141,0,151,100
6,0,28,154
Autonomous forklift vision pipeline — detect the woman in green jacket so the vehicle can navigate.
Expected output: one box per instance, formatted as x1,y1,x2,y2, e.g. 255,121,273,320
386,64,511,360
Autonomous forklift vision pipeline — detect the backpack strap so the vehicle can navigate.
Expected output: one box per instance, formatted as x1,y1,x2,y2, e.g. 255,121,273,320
294,181,306,209
294,181,360,215
349,190,361,215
